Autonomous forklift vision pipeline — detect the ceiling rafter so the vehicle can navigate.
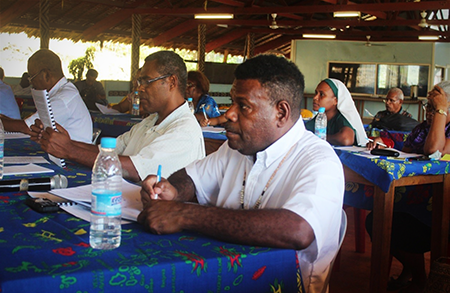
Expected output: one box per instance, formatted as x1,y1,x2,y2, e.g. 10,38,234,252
151,19,198,46
0,0,37,28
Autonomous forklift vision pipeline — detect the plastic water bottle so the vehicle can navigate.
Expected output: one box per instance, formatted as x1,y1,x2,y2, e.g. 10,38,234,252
187,97,195,114
0,119,4,180
90,137,122,250
315,107,327,140
131,91,140,116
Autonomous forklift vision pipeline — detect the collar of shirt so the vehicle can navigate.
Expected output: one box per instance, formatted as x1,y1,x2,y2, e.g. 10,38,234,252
146,102,191,135
251,117,306,168
48,77,68,97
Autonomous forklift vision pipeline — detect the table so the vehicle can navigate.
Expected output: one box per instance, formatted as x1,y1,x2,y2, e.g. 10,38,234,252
0,138,301,292
336,149,450,293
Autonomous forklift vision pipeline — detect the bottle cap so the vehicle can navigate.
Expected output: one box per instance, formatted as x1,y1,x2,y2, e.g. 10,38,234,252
134,91,138,95
318,107,325,113
100,137,116,149
187,97,193,102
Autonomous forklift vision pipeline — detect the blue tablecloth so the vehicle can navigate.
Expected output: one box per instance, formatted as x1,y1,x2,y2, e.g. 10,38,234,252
90,112,141,138
336,148,450,226
0,138,302,293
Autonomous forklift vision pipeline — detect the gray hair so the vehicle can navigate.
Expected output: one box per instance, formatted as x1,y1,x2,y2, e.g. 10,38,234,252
387,87,404,100
436,80,450,112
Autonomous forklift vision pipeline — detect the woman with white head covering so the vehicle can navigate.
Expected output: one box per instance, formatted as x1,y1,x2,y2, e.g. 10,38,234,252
305,78,368,146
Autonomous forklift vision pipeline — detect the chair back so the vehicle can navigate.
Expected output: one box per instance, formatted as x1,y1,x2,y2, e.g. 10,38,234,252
322,209,348,293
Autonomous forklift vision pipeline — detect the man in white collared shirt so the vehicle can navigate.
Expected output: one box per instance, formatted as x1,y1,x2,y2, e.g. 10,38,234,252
138,54,345,293
37,51,205,182
0,49,92,144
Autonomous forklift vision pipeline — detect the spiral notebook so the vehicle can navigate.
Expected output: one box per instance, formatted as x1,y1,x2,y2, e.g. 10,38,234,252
31,89,66,168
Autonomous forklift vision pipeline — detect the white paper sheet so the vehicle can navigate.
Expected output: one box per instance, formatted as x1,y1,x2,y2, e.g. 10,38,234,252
5,156,50,164
201,126,225,134
334,146,423,159
3,163,54,176
47,179,142,222
95,103,125,115
5,132,30,139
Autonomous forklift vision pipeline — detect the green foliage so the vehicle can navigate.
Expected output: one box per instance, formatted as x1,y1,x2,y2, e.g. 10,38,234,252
68,47,96,81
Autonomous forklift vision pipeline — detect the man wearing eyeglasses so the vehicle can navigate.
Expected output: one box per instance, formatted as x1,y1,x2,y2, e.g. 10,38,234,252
369,87,419,131
0,49,92,144
36,51,205,182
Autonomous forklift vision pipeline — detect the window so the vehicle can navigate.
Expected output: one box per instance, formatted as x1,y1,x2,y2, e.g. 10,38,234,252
328,62,430,98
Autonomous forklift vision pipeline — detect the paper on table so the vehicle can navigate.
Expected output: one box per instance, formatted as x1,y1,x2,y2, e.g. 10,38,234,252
5,156,50,164
334,146,423,159
95,103,124,115
3,163,54,176
5,132,30,139
49,178,142,222
201,126,225,134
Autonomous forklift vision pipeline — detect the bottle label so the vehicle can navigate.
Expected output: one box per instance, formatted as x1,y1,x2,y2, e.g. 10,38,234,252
0,142,3,159
92,190,122,216
315,127,327,140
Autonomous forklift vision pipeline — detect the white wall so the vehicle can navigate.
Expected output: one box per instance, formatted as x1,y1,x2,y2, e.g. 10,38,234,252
290,39,444,121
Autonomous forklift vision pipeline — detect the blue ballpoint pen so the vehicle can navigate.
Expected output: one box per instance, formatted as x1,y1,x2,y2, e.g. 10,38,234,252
155,165,162,199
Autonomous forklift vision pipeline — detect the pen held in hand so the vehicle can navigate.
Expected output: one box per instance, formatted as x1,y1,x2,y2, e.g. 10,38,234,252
155,165,162,200
367,138,388,148
202,107,208,120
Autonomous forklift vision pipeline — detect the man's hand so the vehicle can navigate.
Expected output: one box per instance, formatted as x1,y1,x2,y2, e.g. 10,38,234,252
428,86,449,111
366,137,385,151
140,174,178,205
199,117,210,127
29,119,44,142
137,200,187,235
40,123,72,158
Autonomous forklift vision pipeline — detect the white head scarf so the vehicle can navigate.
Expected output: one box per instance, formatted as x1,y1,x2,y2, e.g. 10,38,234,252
323,78,368,146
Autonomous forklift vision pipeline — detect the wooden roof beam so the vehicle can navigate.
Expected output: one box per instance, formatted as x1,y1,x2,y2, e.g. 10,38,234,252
0,0,37,28
206,29,249,52
132,2,450,15
151,20,198,46
254,35,293,54
82,9,134,40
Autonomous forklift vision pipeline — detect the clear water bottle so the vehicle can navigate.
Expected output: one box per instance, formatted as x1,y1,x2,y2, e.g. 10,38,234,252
187,97,195,114
0,119,4,180
90,137,122,250
315,107,327,140
131,91,140,116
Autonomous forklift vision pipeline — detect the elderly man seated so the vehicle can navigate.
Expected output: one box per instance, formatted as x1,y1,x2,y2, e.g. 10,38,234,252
35,51,205,182
370,88,419,131
138,54,345,293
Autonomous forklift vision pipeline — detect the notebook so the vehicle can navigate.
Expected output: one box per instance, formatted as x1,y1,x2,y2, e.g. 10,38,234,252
31,88,66,168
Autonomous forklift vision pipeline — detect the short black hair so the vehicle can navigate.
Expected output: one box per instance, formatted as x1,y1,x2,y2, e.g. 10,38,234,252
86,69,98,78
234,54,304,120
145,51,187,96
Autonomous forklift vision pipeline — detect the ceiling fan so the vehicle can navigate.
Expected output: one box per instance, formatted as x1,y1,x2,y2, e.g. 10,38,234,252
269,14,292,30
363,35,386,47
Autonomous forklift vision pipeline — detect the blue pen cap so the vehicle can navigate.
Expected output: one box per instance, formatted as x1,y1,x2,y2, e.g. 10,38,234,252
100,137,116,149
187,97,193,102
318,107,325,113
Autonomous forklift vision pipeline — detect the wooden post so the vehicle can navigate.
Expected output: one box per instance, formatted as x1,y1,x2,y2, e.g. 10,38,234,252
197,24,206,72
131,14,141,81
39,0,50,49
245,33,255,60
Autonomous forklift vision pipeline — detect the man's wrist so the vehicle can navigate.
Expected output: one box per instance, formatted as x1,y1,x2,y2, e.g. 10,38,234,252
436,109,448,116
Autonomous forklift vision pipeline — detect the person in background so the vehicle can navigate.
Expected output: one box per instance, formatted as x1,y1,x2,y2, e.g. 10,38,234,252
138,54,345,293
0,67,21,119
366,80,450,293
11,72,32,96
369,88,419,131
305,78,367,146
185,71,221,125
35,51,205,182
75,68,108,111
109,68,147,116
0,49,92,143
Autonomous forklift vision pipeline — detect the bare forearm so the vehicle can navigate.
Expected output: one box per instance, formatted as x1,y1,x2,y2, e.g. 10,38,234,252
327,129,354,146
119,155,140,182
168,168,197,202
181,205,314,250
423,114,448,155
65,142,99,168
1,118,31,135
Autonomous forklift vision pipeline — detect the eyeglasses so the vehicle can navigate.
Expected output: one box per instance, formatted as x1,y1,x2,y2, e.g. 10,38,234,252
383,98,400,104
422,103,435,114
137,74,171,88
28,69,44,83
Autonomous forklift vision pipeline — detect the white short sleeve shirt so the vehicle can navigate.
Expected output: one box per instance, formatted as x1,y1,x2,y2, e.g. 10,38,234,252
116,102,205,180
185,119,345,293
25,77,92,144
